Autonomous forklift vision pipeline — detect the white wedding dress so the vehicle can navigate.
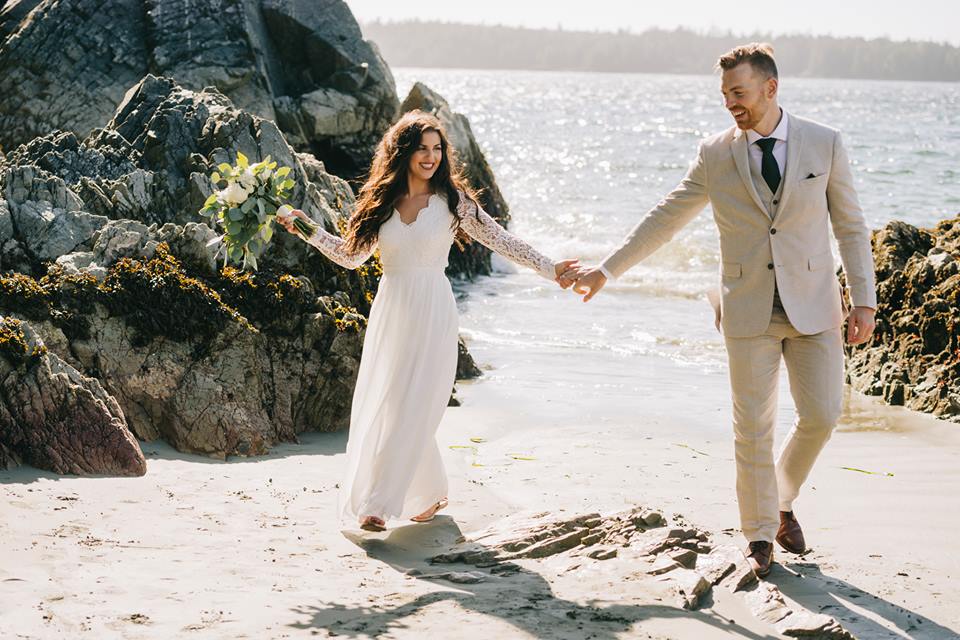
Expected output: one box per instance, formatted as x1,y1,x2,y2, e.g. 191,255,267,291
305,192,556,524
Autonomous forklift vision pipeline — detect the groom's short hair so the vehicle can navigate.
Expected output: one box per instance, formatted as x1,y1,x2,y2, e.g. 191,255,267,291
716,43,779,80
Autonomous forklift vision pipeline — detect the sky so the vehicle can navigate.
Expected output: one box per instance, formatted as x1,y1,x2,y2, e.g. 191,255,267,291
345,0,960,46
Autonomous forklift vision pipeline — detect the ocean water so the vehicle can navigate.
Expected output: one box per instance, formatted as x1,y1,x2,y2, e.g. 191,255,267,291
392,69,959,428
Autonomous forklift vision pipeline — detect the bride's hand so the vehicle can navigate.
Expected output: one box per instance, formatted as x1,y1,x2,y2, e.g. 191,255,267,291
555,259,583,289
276,207,306,233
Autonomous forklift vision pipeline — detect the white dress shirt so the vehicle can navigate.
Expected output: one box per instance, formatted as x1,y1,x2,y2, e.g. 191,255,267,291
745,108,788,183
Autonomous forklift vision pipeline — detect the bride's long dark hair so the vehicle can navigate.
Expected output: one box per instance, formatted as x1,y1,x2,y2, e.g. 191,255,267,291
344,111,479,253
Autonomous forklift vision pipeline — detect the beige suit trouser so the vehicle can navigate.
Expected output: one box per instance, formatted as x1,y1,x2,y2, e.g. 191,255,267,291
724,308,844,543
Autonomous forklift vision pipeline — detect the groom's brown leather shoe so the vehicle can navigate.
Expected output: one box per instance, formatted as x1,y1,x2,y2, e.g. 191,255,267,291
776,511,807,554
746,541,774,578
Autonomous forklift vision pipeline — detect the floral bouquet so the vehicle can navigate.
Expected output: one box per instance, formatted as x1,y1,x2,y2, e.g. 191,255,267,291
199,152,316,270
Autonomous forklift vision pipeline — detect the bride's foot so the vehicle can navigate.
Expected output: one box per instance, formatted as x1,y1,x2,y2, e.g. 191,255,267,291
359,515,386,532
411,498,449,523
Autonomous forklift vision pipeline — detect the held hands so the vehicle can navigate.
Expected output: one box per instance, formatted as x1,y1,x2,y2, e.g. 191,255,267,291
554,259,581,288
553,261,607,302
846,306,876,345
571,268,607,302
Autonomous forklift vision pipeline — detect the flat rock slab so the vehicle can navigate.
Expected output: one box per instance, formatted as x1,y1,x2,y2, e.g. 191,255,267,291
430,508,853,637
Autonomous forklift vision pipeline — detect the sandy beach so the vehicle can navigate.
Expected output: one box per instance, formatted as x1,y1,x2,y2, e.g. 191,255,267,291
2,357,958,639
1,0,958,637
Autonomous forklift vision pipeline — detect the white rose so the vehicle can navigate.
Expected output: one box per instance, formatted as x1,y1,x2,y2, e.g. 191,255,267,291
276,204,293,221
239,168,257,190
221,181,250,205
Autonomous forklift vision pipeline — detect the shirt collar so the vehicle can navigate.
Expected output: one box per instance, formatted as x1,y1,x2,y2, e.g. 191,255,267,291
746,108,788,145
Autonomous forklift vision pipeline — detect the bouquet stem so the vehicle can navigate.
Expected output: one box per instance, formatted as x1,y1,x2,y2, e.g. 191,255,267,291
292,217,317,240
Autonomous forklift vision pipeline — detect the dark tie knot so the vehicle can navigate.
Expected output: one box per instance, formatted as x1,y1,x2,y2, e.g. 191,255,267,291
755,137,777,153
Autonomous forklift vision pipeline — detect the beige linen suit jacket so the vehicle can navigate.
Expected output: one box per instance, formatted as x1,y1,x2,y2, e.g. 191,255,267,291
601,112,877,338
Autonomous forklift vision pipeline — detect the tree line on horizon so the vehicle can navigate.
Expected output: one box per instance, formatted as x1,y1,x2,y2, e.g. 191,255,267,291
361,20,960,82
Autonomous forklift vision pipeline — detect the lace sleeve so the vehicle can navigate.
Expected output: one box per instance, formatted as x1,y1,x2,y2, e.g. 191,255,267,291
303,225,376,269
457,195,556,280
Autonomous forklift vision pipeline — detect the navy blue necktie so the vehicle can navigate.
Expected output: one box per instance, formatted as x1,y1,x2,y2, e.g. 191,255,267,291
755,137,781,194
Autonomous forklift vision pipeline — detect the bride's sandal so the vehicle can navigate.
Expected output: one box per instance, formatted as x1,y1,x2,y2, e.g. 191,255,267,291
359,516,386,532
410,498,449,523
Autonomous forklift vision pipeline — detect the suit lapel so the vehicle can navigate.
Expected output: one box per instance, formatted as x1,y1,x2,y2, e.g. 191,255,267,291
773,113,803,220
731,130,770,217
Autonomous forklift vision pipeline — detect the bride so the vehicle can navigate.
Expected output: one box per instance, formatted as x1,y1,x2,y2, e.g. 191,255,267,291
278,111,576,531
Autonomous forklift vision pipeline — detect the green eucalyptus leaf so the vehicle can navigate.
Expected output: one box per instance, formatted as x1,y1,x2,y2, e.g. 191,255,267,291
235,227,258,246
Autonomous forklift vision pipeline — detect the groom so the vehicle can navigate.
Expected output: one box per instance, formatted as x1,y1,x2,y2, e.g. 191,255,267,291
567,43,877,577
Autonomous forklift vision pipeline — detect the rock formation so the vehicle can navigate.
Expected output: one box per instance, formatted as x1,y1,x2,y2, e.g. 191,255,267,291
0,315,146,475
844,216,960,423
0,75,373,463
2,74,378,306
0,1,511,280
0,0,398,181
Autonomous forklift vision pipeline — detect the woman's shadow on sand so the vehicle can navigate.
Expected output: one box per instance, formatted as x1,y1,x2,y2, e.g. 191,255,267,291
287,516,779,639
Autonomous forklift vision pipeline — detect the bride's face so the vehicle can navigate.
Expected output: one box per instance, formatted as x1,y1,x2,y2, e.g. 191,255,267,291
408,130,443,182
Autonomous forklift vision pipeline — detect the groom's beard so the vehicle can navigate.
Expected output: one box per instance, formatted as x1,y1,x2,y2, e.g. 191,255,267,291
731,100,773,130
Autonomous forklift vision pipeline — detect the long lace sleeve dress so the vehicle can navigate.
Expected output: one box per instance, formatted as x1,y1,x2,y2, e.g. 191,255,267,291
304,192,555,525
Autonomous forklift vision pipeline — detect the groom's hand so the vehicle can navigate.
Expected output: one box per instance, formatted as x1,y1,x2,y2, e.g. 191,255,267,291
572,268,607,302
846,306,876,345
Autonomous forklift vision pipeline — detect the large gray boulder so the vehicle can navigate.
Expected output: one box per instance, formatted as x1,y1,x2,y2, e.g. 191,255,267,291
401,82,511,279
3,165,109,263
0,316,146,476
264,0,399,178
3,74,378,311
0,0,398,181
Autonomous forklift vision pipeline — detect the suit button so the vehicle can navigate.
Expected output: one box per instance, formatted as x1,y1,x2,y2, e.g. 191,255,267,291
773,199,779,205
770,228,777,235
767,263,774,270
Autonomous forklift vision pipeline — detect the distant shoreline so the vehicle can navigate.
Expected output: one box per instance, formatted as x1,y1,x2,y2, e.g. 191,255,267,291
363,21,960,83
391,66,960,86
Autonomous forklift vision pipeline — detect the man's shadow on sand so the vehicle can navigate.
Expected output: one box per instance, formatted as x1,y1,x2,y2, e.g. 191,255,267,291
287,516,778,640
771,559,959,640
